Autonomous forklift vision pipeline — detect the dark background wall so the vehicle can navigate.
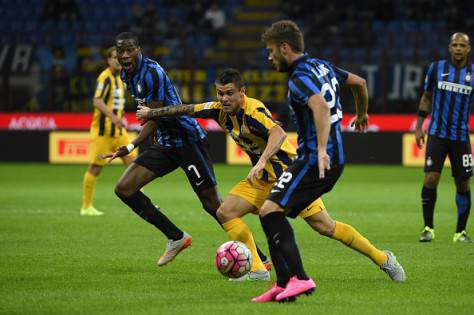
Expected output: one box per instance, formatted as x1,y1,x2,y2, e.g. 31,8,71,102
2,0,474,119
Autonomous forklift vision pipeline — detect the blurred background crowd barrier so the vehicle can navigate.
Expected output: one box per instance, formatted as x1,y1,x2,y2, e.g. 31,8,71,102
1,0,473,164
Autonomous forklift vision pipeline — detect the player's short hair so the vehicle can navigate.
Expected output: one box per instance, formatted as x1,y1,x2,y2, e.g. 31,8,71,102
105,46,116,58
450,32,471,45
116,32,139,46
261,20,304,53
215,68,244,89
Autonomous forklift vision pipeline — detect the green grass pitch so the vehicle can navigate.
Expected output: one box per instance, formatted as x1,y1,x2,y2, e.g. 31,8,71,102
1,163,473,314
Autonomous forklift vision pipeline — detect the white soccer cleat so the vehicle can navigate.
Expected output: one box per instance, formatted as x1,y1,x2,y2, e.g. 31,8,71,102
229,269,271,282
381,250,406,282
157,232,192,266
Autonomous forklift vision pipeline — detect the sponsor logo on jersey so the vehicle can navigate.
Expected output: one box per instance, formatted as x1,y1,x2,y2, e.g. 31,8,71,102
437,81,472,95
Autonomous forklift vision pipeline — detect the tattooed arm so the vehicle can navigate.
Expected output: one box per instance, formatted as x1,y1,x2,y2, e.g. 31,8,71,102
136,104,196,122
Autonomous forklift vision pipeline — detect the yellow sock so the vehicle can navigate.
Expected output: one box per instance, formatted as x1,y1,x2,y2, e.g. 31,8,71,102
332,221,387,266
222,218,266,272
82,171,97,209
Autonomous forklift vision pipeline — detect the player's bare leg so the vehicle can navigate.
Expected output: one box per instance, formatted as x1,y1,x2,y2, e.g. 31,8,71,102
81,164,104,216
304,210,406,281
196,186,222,222
115,163,192,266
217,195,270,281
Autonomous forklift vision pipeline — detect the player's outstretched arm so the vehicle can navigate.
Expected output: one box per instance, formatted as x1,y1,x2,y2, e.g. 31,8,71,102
308,94,331,179
102,120,157,163
415,91,432,149
247,125,287,184
345,73,369,132
136,104,196,123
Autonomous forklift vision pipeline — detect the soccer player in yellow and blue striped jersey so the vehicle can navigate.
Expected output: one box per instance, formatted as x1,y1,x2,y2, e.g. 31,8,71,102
80,46,137,216
136,69,325,280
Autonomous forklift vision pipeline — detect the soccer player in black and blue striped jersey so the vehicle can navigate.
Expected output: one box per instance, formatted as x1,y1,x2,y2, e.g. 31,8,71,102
416,33,473,243
104,32,223,267
254,20,406,303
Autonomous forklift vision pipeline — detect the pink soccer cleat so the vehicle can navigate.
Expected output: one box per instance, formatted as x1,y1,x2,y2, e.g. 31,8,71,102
251,283,285,302
275,276,316,302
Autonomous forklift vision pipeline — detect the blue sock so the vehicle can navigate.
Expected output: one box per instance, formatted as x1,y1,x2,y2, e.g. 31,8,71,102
456,191,471,233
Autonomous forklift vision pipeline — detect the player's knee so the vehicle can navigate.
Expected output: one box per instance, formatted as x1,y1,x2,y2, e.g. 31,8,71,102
87,164,103,176
198,187,220,213
115,181,132,199
216,206,233,223
318,224,335,237
309,220,333,236
259,200,282,217
202,199,219,214
305,214,335,236
424,173,440,188
114,185,125,199
455,178,470,192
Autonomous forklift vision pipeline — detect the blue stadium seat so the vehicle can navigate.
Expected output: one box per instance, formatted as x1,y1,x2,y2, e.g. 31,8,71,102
373,21,386,33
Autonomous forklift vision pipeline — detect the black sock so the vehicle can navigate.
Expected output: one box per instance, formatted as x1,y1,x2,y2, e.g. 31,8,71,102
456,190,471,232
268,240,291,287
260,212,308,283
116,191,183,240
422,186,437,228
259,215,290,286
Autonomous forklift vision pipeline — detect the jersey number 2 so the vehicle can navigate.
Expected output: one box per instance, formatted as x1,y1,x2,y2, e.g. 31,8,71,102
275,172,293,189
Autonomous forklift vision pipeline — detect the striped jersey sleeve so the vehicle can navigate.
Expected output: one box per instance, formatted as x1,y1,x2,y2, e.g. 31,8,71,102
289,73,321,104
94,73,111,99
424,62,436,92
194,102,221,119
332,65,349,85
144,67,164,102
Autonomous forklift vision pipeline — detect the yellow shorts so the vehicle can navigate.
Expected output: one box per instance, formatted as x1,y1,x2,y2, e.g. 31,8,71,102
89,132,137,166
228,179,325,219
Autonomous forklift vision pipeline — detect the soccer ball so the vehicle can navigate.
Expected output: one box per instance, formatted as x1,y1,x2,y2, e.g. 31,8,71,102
215,241,252,278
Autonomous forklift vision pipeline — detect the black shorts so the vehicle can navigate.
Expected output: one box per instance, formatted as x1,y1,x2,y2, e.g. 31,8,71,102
135,138,217,192
425,135,472,178
267,157,343,218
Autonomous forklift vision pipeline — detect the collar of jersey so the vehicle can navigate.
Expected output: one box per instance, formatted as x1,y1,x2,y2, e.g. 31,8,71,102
288,53,309,74
447,58,471,71
242,94,249,111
